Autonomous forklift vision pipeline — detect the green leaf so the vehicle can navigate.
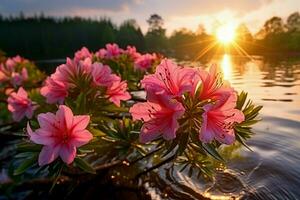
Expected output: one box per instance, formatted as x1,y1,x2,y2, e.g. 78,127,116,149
236,91,247,110
246,106,263,120
14,154,38,175
202,143,224,162
239,119,260,126
179,163,189,172
235,134,253,151
177,132,189,156
74,157,96,174
89,127,106,137
17,142,42,152
162,139,178,157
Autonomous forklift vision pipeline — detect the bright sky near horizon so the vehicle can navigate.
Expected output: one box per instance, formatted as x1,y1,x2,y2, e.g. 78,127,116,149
0,0,299,35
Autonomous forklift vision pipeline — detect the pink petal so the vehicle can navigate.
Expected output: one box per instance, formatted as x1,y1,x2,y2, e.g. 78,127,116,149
17,87,28,98
199,113,214,143
59,145,76,164
72,115,90,131
228,109,245,124
37,112,56,130
129,102,159,121
56,105,74,130
140,124,161,143
141,75,165,94
161,121,177,140
27,123,33,136
109,92,131,107
12,111,24,122
70,130,93,147
216,129,235,145
25,106,35,119
30,129,54,145
38,145,59,166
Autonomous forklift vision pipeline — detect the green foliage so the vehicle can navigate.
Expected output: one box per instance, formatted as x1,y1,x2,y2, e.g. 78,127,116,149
98,55,145,90
176,155,214,179
74,157,96,174
0,16,119,59
14,153,38,176
235,91,262,150
117,19,146,51
1,12,300,61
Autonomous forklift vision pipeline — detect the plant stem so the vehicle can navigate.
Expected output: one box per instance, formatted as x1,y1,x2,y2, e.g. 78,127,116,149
94,160,122,171
134,154,176,179
129,146,163,165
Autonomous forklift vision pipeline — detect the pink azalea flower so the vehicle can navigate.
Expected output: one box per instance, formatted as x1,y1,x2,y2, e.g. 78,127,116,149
21,67,28,79
130,93,185,143
199,92,244,144
11,72,22,86
105,43,122,59
91,62,117,87
7,87,37,122
0,64,7,83
79,57,93,74
134,53,156,70
12,55,26,63
4,56,27,71
27,105,93,166
0,56,28,86
125,46,141,60
5,58,16,71
95,48,107,59
54,58,92,83
40,77,68,104
11,68,28,87
0,62,14,83
74,47,92,62
195,64,234,102
106,75,131,106
5,88,14,95
141,59,195,99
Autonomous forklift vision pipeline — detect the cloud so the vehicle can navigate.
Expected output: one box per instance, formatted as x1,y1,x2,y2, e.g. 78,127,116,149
240,0,300,33
0,0,136,15
0,0,299,34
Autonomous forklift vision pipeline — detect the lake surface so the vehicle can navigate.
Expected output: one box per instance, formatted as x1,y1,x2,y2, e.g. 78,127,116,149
144,55,300,200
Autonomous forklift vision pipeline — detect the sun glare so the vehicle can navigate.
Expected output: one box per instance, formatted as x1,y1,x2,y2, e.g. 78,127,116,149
221,54,232,81
216,24,236,44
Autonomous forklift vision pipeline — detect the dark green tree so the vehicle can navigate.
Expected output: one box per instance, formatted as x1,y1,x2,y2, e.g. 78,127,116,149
145,14,168,53
286,12,300,32
116,19,145,51
263,16,285,35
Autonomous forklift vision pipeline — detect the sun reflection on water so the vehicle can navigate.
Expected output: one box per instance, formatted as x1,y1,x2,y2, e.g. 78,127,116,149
220,54,232,81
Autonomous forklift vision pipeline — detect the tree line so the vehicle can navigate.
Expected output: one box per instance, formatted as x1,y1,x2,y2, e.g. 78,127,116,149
0,12,300,60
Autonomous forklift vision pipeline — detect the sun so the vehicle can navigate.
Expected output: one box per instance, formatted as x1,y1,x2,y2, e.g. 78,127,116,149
216,24,236,44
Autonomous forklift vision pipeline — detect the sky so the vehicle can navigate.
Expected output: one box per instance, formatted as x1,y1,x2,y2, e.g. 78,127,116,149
0,0,299,35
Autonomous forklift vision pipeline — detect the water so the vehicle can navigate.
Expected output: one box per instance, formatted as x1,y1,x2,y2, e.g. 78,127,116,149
144,55,300,200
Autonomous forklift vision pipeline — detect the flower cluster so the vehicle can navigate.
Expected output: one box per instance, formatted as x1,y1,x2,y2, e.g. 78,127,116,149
16,48,134,166
71,44,161,91
130,59,244,145
0,56,44,123
134,53,157,71
0,55,28,87
7,87,37,121
1,44,261,182
74,44,159,72
40,57,131,106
